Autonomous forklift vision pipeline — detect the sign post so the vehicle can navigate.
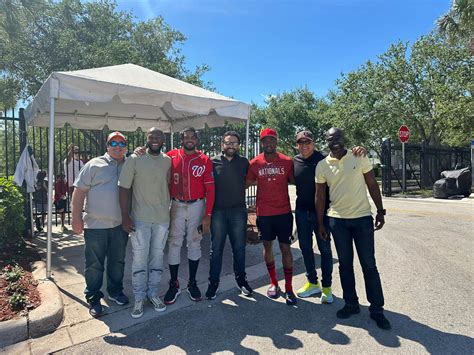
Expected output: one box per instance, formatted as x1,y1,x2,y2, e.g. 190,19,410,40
398,125,411,193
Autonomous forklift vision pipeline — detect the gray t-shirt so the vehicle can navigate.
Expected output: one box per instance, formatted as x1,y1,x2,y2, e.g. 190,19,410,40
74,153,124,229
118,152,171,224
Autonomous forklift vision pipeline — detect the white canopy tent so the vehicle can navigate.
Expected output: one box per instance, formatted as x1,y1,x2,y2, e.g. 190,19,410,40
25,63,250,278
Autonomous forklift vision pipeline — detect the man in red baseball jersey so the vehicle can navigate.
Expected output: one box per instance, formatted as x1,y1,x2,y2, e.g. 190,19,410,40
246,128,297,305
164,127,215,305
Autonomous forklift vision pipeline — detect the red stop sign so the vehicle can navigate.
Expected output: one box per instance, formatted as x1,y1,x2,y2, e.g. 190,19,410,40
399,125,410,143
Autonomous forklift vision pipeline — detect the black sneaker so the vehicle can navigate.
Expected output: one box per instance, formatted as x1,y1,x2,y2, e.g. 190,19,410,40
108,292,129,306
187,280,202,301
89,301,103,318
370,313,392,330
236,278,253,296
205,282,219,300
336,305,361,319
285,291,297,306
164,280,181,305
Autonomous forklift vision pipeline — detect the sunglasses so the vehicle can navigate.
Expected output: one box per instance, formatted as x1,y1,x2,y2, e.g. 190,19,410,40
108,141,127,148
297,140,312,145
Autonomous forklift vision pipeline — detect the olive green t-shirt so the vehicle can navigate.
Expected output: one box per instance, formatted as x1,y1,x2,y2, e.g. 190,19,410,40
118,152,171,224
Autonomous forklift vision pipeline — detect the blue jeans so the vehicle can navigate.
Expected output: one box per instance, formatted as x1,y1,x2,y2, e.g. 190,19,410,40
329,216,385,314
84,225,128,303
295,210,333,287
130,221,169,301
209,207,247,284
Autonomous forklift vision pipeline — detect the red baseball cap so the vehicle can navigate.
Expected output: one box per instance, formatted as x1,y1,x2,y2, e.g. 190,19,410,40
260,128,278,141
107,131,127,143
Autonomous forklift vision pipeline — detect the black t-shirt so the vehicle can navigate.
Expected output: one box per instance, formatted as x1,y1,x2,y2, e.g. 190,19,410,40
293,151,330,212
212,153,249,210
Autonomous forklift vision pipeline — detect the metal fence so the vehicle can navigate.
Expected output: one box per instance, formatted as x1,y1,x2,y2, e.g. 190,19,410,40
1,108,260,234
381,138,471,196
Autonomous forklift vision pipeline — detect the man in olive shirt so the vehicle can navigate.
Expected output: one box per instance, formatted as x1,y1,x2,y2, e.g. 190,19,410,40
119,128,171,319
72,131,129,318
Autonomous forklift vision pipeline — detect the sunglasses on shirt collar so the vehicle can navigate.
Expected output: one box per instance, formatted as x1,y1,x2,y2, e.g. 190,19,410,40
108,141,127,148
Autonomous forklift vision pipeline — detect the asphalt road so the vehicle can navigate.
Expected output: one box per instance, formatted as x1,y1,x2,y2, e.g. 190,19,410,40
58,197,474,354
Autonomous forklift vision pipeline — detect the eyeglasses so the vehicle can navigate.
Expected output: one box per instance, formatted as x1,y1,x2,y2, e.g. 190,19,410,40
223,141,239,146
108,141,127,148
297,140,312,146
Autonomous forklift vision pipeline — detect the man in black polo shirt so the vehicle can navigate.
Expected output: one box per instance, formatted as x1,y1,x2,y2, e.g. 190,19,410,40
205,131,253,299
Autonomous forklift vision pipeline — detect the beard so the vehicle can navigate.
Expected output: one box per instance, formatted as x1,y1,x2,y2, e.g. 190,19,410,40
223,148,237,157
147,142,162,153
183,143,196,151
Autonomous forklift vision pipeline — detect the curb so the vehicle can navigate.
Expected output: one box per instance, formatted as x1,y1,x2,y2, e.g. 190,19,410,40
0,261,64,348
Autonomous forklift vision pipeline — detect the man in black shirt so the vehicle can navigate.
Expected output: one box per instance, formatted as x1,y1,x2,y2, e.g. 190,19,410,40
205,131,253,299
293,130,334,303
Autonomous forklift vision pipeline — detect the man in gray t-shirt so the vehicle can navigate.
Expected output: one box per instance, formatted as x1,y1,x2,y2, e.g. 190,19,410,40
72,131,129,318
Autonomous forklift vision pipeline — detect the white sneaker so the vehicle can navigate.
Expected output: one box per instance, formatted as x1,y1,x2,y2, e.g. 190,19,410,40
131,300,144,318
149,296,167,312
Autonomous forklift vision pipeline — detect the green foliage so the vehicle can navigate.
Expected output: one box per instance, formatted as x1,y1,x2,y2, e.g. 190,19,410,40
2,0,210,102
2,264,24,283
325,33,473,150
251,88,331,156
437,0,473,44
0,177,25,247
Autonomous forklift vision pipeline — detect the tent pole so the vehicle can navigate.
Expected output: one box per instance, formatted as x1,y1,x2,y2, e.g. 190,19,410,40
46,97,55,279
170,128,174,150
245,116,250,159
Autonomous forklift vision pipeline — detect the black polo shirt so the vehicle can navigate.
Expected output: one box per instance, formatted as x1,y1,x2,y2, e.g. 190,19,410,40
293,151,330,212
212,153,249,211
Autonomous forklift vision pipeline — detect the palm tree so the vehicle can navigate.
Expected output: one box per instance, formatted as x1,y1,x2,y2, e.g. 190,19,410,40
437,0,474,52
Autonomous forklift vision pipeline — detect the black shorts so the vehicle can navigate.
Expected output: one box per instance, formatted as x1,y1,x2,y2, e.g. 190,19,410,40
257,212,294,244
54,199,67,211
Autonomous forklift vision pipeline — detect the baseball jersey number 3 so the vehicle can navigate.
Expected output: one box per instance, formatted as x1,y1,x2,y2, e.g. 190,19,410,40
173,173,179,185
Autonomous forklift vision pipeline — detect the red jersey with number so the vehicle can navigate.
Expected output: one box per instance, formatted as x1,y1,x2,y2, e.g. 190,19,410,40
167,148,215,215
247,152,293,216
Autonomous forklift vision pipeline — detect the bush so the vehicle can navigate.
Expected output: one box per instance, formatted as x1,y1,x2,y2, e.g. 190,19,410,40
0,177,25,247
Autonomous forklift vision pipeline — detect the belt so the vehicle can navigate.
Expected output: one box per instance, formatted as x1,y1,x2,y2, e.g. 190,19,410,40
172,198,203,204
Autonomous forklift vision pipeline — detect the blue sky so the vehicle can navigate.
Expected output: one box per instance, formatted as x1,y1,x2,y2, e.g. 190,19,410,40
117,0,450,105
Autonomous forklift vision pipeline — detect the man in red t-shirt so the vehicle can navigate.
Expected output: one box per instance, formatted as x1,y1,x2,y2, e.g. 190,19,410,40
246,128,297,305
164,127,215,305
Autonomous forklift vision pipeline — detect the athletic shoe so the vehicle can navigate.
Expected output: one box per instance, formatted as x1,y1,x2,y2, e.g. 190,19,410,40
131,300,144,318
149,296,166,312
266,284,280,299
285,291,297,306
108,293,129,306
336,305,361,319
164,280,181,305
187,280,202,301
88,301,103,318
296,281,322,298
320,287,334,304
237,279,253,296
370,313,392,330
205,282,219,300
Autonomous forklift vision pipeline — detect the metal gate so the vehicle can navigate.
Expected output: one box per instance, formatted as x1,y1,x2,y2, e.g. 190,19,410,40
381,138,471,196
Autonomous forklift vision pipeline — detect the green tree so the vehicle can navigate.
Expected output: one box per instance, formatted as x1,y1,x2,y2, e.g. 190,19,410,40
437,0,473,47
251,88,330,155
2,0,209,101
326,34,473,151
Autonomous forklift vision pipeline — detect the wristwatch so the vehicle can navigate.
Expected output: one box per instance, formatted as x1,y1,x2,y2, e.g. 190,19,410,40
377,209,386,215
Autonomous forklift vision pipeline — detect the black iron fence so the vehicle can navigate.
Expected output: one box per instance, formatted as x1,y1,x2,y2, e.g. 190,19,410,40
381,138,471,196
1,108,259,233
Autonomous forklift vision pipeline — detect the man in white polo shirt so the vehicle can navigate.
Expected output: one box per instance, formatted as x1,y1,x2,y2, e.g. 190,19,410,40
72,131,129,318
119,127,171,319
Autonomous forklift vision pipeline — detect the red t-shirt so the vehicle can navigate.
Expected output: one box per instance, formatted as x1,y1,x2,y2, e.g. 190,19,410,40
247,152,293,216
167,148,215,216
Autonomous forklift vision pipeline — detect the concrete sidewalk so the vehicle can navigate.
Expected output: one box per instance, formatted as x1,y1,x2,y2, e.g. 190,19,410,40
3,214,303,354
